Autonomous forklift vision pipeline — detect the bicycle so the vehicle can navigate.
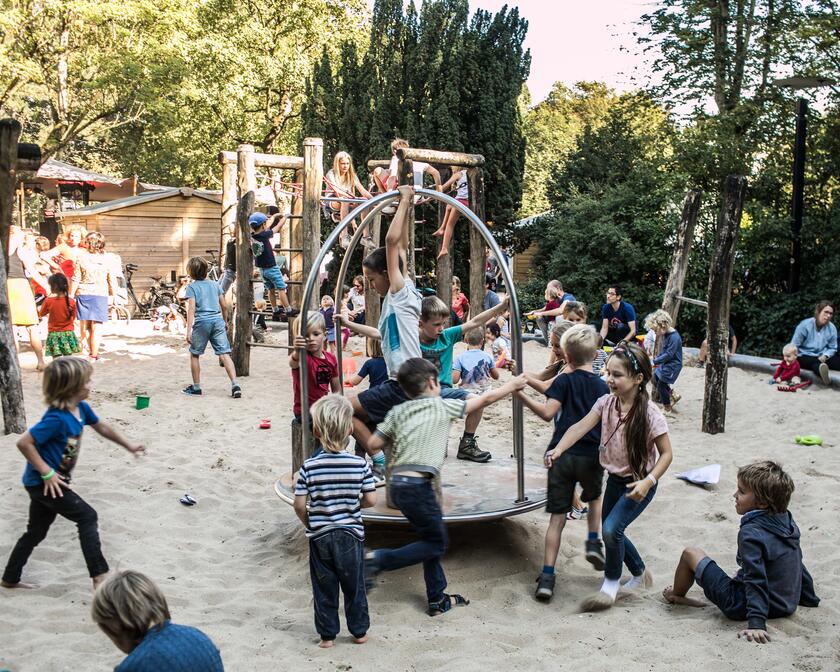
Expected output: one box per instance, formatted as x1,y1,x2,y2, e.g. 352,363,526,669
205,249,221,282
124,263,179,318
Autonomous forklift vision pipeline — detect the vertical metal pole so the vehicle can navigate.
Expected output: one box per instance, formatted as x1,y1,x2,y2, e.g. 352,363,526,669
789,98,807,293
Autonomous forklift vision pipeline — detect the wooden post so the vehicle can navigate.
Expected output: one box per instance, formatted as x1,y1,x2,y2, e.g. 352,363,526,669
702,175,747,435
231,144,256,376
397,158,415,279
301,137,323,312
662,190,703,326
289,167,304,317
0,119,34,434
220,160,237,261
365,212,382,328
467,167,486,321
436,167,453,306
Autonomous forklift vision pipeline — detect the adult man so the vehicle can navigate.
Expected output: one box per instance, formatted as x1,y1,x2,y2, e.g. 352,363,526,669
599,285,636,346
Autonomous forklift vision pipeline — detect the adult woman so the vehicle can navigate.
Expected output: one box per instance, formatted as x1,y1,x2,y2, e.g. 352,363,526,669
325,151,372,245
42,225,84,279
791,300,839,385
72,231,114,360
7,226,47,369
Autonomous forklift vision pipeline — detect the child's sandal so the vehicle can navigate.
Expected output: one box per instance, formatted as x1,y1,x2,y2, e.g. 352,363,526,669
428,593,469,616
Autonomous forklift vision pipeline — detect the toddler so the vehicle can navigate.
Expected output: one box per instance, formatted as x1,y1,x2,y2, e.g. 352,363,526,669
772,344,801,385
39,273,80,358
453,328,498,394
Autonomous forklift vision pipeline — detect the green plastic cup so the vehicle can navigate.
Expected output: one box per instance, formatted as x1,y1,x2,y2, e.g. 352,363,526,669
135,395,150,410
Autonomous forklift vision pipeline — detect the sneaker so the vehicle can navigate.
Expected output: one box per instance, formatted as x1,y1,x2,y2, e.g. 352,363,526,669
371,467,387,488
231,384,242,399
585,538,606,571
456,436,492,463
696,361,705,369
271,309,283,322
566,505,588,521
819,362,831,385
363,550,379,592
535,572,556,602
183,385,202,396
285,307,300,318
671,391,682,405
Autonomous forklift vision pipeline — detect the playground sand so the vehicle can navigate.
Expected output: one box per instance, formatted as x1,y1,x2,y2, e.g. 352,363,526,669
2,322,838,671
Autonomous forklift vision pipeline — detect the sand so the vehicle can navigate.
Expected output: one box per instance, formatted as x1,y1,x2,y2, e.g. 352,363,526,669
1,321,838,671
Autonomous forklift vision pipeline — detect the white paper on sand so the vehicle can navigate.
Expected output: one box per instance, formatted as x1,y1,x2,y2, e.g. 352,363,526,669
677,464,721,486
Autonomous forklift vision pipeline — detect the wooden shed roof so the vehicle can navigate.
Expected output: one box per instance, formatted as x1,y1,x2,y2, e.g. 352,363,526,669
57,188,222,218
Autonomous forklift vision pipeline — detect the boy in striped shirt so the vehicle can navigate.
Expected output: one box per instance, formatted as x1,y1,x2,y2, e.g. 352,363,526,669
294,395,377,648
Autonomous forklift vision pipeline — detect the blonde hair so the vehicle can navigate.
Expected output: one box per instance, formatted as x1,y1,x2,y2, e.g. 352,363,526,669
91,570,170,647
783,343,798,357
560,324,598,366
464,327,484,346
311,395,353,453
367,337,383,358
546,279,562,300
644,309,673,332
421,295,449,321
452,275,461,290
299,311,326,336
562,301,588,322
390,138,409,154
331,151,358,193
551,319,574,342
43,357,92,410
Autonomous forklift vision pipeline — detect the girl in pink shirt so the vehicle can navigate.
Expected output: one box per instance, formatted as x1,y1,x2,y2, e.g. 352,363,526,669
547,341,673,611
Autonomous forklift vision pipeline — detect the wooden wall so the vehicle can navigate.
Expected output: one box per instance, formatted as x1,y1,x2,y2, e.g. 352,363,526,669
512,242,539,286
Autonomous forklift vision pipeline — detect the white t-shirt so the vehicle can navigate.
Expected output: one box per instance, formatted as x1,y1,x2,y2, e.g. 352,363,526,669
388,157,429,199
455,170,468,200
378,277,422,379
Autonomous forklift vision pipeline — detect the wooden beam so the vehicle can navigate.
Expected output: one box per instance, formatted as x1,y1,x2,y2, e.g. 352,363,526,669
288,167,304,323
219,150,303,170
702,175,747,435
397,147,485,167
397,158,415,278
467,167,486,322
0,119,28,434
302,137,323,312
231,144,256,376
662,189,703,325
366,159,390,170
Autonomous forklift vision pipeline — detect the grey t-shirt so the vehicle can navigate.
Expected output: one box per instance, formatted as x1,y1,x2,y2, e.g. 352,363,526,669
378,277,422,379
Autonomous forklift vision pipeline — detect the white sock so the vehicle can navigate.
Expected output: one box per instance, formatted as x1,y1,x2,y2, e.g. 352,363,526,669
623,573,645,589
600,578,620,600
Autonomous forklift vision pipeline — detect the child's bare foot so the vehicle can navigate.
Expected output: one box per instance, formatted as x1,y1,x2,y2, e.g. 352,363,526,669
352,634,368,644
662,586,706,607
1,579,37,589
432,228,445,237
319,639,334,648
437,248,449,260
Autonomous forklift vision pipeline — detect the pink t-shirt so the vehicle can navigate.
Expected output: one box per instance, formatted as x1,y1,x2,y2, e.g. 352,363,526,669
592,393,668,477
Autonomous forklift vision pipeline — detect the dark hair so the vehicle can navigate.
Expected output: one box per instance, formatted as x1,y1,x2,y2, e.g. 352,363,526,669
485,276,496,290
397,358,438,398
266,205,280,216
48,273,71,314
609,284,622,298
738,461,794,514
607,341,653,480
487,322,501,338
814,300,834,327
187,256,209,280
362,246,403,275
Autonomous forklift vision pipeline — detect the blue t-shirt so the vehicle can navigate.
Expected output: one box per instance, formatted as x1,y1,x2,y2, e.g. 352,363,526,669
419,326,463,386
601,301,636,336
251,230,276,269
22,402,99,487
185,280,222,323
483,289,500,312
358,357,388,388
115,621,223,672
545,369,608,457
454,349,495,392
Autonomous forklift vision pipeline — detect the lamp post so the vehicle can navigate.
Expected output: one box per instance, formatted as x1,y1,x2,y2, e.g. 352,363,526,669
772,76,837,293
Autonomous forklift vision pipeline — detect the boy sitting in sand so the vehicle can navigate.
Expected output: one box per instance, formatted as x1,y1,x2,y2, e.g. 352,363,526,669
294,395,377,648
363,358,526,616
664,460,820,643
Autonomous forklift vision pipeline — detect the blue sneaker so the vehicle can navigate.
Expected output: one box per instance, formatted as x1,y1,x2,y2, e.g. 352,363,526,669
183,385,202,396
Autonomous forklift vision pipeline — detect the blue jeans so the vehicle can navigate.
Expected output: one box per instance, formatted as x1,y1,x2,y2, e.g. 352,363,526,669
375,475,448,603
601,474,657,580
309,529,369,640
218,268,236,293
655,372,672,406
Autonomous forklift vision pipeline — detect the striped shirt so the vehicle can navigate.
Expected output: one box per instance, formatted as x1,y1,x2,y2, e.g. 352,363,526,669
295,452,376,540
376,396,466,478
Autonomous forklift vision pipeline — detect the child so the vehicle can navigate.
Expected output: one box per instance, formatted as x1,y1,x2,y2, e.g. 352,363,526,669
518,324,610,602
290,312,340,424
433,166,468,259
451,276,470,322
453,328,498,394
527,280,574,345
772,344,801,385
663,461,820,644
249,212,299,321
320,295,337,353
485,322,511,369
183,256,241,398
565,302,607,375
546,341,673,611
647,310,683,412
40,273,80,358
2,358,145,590
324,151,373,236
347,338,388,389
294,395,377,648
364,358,526,615
348,275,366,325
91,570,223,669
418,294,510,462
523,321,573,395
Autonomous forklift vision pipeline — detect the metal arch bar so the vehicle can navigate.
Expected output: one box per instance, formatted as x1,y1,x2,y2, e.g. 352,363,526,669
676,295,709,308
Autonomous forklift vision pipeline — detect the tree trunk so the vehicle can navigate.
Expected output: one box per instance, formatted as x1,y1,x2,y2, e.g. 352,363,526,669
231,144,256,377
302,137,323,312
702,175,747,435
467,167,486,321
662,189,703,326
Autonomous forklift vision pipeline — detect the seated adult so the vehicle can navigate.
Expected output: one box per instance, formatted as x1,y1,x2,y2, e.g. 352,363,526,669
599,285,636,345
697,324,737,367
483,278,501,312
791,300,838,385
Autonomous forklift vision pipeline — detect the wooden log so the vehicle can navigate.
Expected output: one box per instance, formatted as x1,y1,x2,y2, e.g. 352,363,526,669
291,417,315,475
0,119,28,434
219,150,303,170
662,189,703,325
366,159,390,170
397,158,416,279
231,143,256,377
302,138,323,312
288,167,304,318
467,167,486,322
397,147,485,168
702,175,747,435
220,160,237,261
365,213,382,329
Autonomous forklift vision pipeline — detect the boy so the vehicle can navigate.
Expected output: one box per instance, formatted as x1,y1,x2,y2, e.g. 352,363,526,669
289,312,340,424
418,294,510,462
249,211,299,321
183,256,241,398
663,460,820,643
294,395,377,648
364,358,526,616
453,327,498,394
517,324,609,601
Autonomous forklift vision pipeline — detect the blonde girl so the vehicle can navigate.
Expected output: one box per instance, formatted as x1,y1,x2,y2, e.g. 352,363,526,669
325,151,373,244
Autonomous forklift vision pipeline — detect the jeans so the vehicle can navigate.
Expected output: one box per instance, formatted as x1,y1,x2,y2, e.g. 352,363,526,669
375,475,448,603
655,372,672,406
309,529,369,640
798,353,840,376
601,474,657,581
3,486,109,583
536,316,551,344
218,268,236,293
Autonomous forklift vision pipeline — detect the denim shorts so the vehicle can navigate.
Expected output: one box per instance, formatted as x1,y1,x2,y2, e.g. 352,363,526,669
695,557,747,620
260,265,286,290
358,379,407,423
190,318,231,356
546,451,604,513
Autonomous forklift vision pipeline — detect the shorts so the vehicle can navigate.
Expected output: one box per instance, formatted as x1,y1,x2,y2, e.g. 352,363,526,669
190,317,231,356
7,278,38,326
695,557,747,620
440,384,471,401
260,265,287,291
546,452,604,514
456,197,469,207
358,379,407,424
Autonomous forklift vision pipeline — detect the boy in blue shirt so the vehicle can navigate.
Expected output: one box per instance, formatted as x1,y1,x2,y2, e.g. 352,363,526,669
599,284,637,345
453,327,498,394
249,211,299,321
183,256,241,398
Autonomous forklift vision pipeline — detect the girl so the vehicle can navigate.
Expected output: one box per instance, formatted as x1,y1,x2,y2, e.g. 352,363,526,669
451,276,470,323
320,295,337,353
325,151,373,245
289,312,340,423
546,341,673,611
72,232,114,361
40,273,80,358
646,310,683,412
433,166,469,259
347,337,388,389
485,322,510,369
2,358,144,590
